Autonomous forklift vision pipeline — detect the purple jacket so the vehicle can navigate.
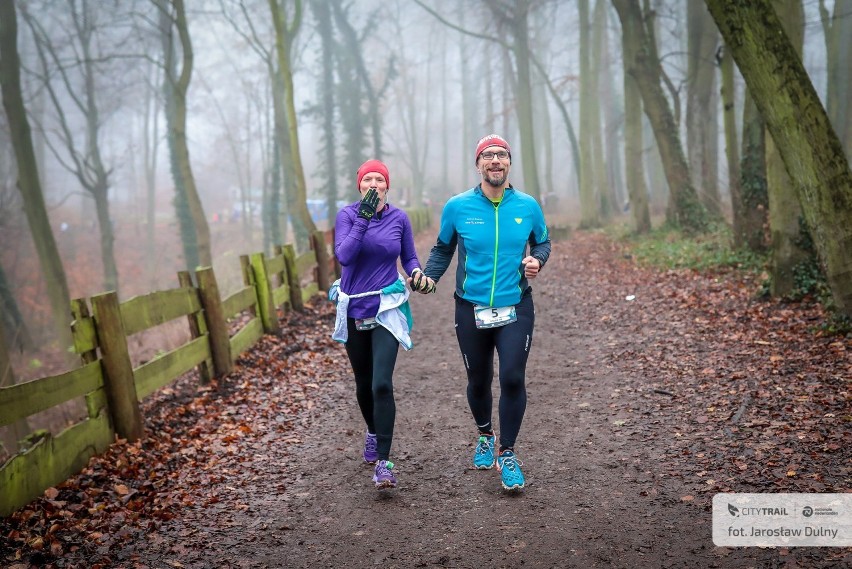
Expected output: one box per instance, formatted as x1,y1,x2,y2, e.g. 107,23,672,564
334,202,420,319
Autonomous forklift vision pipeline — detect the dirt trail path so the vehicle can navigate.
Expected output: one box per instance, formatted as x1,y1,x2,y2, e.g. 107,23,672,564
123,230,847,569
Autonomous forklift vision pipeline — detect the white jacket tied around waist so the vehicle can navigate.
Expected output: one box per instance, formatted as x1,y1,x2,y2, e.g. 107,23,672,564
328,275,414,351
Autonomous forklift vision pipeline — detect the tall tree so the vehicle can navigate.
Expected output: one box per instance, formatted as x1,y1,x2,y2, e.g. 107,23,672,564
592,0,616,220
718,42,739,228
311,0,340,223
612,0,709,233
705,0,852,317
156,0,212,270
686,2,721,216
736,92,768,250
269,0,316,246
141,58,162,287
0,0,73,352
767,0,809,297
22,1,121,293
819,0,852,161
618,8,651,233
578,0,599,226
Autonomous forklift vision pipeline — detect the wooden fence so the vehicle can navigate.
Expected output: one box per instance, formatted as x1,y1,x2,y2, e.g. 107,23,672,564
0,209,431,516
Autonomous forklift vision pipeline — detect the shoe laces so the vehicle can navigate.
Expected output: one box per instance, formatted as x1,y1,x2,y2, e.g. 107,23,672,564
376,460,394,475
499,452,523,472
475,435,494,455
365,433,377,453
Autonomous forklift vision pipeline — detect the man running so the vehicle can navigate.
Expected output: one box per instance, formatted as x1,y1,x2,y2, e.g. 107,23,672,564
414,134,551,490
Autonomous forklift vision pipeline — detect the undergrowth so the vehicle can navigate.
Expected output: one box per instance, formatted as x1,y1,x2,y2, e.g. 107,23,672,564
611,222,767,273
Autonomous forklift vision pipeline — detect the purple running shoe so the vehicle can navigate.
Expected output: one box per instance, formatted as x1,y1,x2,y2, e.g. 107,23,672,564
373,460,397,489
363,432,378,463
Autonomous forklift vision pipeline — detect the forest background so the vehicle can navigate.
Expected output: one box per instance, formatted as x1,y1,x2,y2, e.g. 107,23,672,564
1,0,851,460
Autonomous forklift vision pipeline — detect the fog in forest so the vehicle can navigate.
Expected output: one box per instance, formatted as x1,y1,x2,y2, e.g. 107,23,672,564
0,0,849,361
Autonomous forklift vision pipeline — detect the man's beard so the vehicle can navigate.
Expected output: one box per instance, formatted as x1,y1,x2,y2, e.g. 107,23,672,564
484,168,507,187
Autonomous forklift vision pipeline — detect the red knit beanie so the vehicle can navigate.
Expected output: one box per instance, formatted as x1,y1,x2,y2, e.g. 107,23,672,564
356,159,390,190
474,134,511,164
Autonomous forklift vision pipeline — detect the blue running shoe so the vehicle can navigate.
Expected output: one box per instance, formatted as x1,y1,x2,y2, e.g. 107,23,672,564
363,432,378,463
373,460,397,489
496,450,525,490
473,434,496,469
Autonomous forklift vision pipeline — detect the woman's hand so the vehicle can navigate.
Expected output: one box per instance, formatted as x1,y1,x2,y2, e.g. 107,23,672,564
357,188,380,220
408,269,436,294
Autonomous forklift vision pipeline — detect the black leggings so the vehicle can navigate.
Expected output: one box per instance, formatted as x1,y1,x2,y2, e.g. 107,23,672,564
344,319,399,461
454,291,535,450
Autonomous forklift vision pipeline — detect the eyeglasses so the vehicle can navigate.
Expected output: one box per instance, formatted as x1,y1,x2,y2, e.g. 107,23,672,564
480,150,509,160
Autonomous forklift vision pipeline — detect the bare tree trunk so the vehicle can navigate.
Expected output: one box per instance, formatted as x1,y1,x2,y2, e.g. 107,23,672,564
312,0,339,223
158,0,212,270
269,0,316,249
768,0,809,296
705,0,852,317
613,0,708,233
592,0,614,219
737,92,768,251
820,0,852,162
719,44,739,221
622,27,651,233
0,263,32,352
687,2,721,216
602,4,625,212
579,0,600,227
505,1,542,201
142,59,161,287
0,1,73,354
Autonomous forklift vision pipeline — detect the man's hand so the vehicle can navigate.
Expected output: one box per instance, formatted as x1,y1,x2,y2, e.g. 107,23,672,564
357,188,380,220
408,269,436,294
522,256,541,279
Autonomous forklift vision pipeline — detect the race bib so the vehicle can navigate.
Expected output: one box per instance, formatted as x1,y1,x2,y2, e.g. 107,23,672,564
355,317,380,331
473,305,517,329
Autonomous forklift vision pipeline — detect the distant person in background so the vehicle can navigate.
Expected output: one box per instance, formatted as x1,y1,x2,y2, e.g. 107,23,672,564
413,134,551,491
331,159,431,489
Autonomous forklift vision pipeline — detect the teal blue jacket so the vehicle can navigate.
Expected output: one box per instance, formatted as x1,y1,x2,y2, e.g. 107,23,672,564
424,185,551,307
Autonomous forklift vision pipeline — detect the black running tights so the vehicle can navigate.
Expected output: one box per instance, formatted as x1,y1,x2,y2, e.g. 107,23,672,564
454,292,535,450
344,319,399,461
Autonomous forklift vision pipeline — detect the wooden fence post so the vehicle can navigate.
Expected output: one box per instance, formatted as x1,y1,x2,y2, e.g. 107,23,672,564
281,244,304,312
177,272,213,384
312,230,330,291
250,252,281,333
195,266,233,377
70,298,97,365
90,291,143,442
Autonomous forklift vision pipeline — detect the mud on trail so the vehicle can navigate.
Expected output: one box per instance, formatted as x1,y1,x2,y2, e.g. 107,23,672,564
4,230,849,568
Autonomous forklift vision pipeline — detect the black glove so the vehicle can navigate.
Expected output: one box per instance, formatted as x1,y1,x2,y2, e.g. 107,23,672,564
410,269,436,294
357,188,380,220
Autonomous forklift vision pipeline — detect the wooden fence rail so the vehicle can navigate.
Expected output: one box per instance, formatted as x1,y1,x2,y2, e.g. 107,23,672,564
0,209,431,516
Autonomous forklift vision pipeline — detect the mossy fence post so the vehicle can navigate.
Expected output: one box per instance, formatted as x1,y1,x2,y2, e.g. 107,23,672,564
195,266,233,377
90,291,143,442
250,252,281,334
312,230,331,291
281,244,304,312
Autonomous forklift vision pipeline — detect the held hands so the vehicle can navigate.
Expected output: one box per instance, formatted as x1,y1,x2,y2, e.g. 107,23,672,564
357,188,381,220
522,256,541,279
408,268,436,294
